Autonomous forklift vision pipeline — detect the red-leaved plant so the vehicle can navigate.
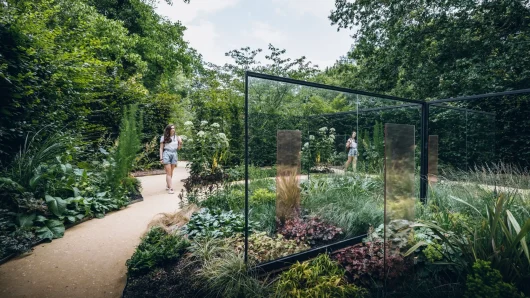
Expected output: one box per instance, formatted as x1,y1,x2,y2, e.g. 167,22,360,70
332,241,412,287
277,216,343,246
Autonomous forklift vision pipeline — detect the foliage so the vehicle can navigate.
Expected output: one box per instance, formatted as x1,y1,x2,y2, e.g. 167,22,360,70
357,122,384,173
197,251,268,298
275,168,301,224
183,208,256,240
182,120,229,186
414,193,530,287
301,173,384,237
123,257,202,298
250,188,276,205
133,135,161,171
278,216,343,247
301,127,336,172
107,104,143,192
275,253,368,298
126,226,190,277
232,231,309,264
198,186,244,211
464,260,524,298
328,0,530,167
332,241,412,287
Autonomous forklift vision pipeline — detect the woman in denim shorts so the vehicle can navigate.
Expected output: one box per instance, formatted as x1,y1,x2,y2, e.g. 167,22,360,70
159,124,182,194
344,131,358,172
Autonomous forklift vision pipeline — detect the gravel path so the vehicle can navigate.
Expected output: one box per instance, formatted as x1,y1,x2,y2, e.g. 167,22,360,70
0,162,187,298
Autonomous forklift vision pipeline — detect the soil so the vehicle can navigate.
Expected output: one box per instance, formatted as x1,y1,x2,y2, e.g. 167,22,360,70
0,163,188,298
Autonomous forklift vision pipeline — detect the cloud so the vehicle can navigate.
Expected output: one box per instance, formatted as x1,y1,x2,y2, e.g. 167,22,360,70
250,21,286,45
185,21,231,65
272,0,336,20
155,0,240,23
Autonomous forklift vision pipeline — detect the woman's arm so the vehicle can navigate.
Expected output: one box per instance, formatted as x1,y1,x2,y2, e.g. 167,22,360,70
159,142,164,163
178,136,183,150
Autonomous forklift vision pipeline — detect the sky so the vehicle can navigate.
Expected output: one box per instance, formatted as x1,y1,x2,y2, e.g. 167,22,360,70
154,0,354,69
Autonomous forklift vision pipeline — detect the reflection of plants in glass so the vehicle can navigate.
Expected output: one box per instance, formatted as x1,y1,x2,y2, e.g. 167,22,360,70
183,120,229,178
277,216,343,246
275,167,300,224
232,232,309,264
275,254,367,298
301,127,336,171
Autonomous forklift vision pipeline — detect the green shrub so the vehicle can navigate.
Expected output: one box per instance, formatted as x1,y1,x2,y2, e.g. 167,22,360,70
251,188,276,205
233,232,310,264
107,104,143,192
126,227,190,277
124,257,203,298
465,260,524,298
199,187,243,211
183,208,256,240
197,252,267,298
275,254,367,298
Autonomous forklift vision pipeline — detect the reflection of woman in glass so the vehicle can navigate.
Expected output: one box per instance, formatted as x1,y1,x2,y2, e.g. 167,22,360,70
344,131,358,172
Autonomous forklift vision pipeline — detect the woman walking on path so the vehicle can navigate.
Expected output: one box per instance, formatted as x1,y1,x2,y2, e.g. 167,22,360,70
344,131,358,172
160,124,182,194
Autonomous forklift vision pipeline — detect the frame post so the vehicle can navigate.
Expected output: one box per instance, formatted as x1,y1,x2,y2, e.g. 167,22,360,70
244,72,249,264
420,103,429,202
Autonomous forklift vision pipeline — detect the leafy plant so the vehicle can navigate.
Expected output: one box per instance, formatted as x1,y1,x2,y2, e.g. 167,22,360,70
232,231,309,264
197,251,267,298
464,260,524,298
278,216,343,246
126,226,190,277
250,188,276,205
412,193,530,288
301,127,336,172
332,241,412,286
275,168,301,224
275,253,367,298
183,208,256,240
107,104,143,193
183,120,230,180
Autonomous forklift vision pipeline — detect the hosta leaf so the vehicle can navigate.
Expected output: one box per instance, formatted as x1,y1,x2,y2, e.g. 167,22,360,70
37,219,65,240
16,212,36,228
45,195,67,217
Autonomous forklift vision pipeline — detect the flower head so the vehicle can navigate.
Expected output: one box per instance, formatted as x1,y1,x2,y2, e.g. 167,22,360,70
184,121,193,127
211,123,220,128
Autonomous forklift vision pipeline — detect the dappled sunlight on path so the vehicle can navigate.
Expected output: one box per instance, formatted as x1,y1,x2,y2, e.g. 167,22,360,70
0,163,188,298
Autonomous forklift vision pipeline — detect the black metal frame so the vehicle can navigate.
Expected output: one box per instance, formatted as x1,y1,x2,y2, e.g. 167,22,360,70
244,71,426,266
244,70,530,268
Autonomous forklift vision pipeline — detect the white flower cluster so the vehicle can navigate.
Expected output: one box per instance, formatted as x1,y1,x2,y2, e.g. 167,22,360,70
211,123,220,128
200,120,208,126
197,130,205,137
184,121,193,127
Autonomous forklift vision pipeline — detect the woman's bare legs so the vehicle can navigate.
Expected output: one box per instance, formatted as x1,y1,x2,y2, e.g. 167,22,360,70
344,156,353,172
164,164,173,190
352,156,357,171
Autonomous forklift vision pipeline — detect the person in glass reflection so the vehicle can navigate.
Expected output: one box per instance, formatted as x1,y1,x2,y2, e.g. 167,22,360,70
344,131,358,172
159,124,182,194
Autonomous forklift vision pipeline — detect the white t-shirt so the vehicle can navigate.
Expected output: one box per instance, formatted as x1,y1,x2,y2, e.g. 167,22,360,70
347,138,357,149
160,135,180,151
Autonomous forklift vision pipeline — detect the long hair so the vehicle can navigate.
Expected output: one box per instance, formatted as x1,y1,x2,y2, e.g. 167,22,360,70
163,124,174,144
351,131,357,142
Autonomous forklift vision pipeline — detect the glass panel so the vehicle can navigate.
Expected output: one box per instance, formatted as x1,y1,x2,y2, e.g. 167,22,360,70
247,75,422,265
276,130,302,225
428,135,439,184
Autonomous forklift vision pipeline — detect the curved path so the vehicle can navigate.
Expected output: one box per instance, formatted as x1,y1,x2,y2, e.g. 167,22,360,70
0,162,187,298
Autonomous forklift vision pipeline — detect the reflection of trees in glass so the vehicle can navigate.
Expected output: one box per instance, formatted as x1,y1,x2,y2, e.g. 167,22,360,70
384,124,415,223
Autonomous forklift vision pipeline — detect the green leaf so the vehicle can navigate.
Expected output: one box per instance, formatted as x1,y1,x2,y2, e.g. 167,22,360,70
45,195,67,217
37,219,65,240
403,241,428,257
16,213,36,228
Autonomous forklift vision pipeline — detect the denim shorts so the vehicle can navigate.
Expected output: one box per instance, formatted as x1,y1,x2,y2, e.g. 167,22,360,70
162,150,178,165
348,148,358,157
